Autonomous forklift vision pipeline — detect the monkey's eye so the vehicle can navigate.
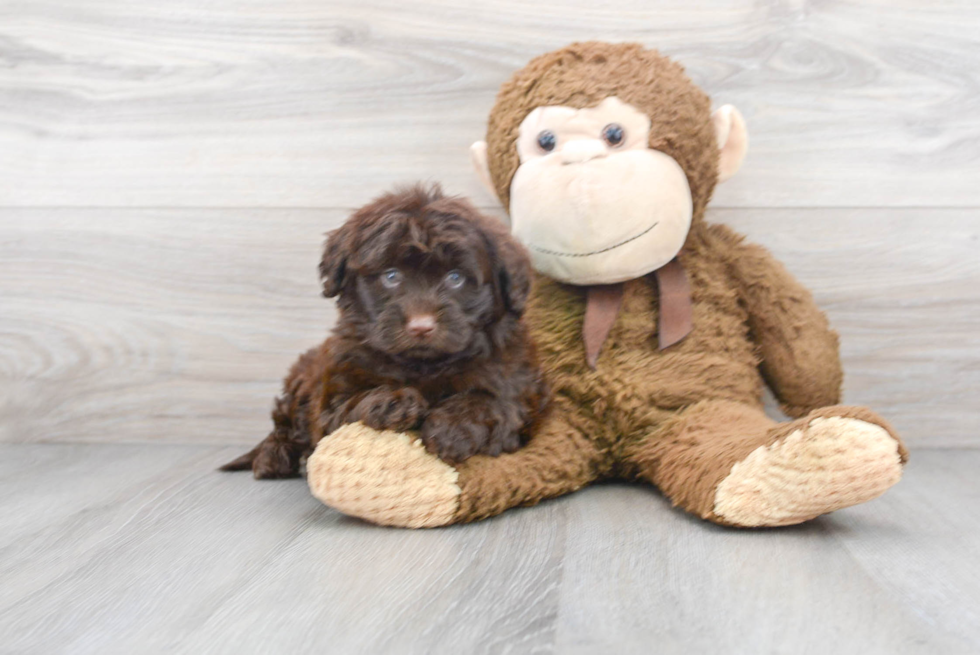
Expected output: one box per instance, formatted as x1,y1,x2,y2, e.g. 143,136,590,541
601,123,625,147
444,270,465,290
536,130,557,152
381,268,403,289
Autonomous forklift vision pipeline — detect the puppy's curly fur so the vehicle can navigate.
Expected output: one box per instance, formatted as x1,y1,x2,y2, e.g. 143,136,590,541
221,184,551,479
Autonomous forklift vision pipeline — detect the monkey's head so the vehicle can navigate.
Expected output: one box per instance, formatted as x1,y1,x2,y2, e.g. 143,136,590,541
471,42,748,285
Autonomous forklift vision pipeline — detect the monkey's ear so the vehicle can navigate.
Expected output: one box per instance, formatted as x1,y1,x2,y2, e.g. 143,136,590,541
711,105,749,183
470,141,498,200
318,225,351,298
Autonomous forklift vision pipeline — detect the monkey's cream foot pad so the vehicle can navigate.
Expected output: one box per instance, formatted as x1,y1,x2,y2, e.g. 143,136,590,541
307,423,461,528
713,417,905,527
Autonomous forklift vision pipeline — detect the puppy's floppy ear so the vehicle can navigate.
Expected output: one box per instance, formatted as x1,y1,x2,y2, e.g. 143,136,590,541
319,224,352,298
494,236,532,315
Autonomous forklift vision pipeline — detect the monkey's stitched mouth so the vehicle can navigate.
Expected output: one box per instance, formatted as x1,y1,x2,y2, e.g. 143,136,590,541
525,221,658,258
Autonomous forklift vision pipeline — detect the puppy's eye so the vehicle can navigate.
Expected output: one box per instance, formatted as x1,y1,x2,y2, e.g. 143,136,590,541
381,268,403,289
444,270,465,290
601,123,625,147
536,130,557,152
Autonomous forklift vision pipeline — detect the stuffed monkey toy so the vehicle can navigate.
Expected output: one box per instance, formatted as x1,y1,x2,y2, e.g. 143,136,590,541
306,42,907,528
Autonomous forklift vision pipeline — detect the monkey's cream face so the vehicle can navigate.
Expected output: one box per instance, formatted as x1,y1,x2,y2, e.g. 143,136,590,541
508,97,692,285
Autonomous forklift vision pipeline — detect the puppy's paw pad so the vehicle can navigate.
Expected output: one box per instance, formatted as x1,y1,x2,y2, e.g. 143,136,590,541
713,417,904,527
308,422,461,528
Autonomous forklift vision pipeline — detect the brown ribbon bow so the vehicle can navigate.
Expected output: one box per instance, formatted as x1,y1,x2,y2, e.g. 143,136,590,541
581,258,692,369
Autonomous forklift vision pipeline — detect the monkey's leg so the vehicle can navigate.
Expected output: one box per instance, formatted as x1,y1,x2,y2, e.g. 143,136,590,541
307,410,603,528
624,400,908,527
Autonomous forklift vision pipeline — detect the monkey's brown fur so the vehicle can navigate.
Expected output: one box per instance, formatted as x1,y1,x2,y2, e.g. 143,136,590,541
307,42,908,527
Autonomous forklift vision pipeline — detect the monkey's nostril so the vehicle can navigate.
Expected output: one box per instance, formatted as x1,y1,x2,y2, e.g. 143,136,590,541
406,314,437,338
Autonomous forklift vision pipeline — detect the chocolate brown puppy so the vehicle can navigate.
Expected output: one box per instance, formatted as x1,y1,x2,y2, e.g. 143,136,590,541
221,184,549,478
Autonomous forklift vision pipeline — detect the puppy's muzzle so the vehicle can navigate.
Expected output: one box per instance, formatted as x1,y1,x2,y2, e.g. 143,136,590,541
405,314,437,339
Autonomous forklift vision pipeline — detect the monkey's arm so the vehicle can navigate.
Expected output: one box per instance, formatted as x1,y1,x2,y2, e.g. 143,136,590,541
714,226,843,417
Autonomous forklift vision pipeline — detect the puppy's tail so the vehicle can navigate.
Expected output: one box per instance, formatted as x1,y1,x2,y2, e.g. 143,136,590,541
218,447,259,472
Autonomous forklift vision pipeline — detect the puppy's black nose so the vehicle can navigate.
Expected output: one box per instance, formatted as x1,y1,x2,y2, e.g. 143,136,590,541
406,314,437,339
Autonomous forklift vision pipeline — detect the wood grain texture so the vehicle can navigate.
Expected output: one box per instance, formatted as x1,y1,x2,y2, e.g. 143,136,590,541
553,449,980,654
1,3,977,653
1,0,978,208
0,443,976,653
0,443,564,654
2,207,976,447
0,208,335,445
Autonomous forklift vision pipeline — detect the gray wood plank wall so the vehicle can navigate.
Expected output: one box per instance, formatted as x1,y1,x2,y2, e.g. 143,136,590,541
2,0,979,449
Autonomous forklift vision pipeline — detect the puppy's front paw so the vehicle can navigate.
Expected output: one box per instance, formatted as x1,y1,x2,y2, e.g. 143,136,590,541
421,408,523,464
421,411,491,463
355,387,428,432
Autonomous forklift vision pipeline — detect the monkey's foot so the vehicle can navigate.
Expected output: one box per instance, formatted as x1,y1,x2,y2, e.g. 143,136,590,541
712,412,906,527
307,422,461,528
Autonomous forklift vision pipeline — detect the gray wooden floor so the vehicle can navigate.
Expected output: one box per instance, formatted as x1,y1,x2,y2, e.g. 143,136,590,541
2,1,980,653
0,445,978,654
